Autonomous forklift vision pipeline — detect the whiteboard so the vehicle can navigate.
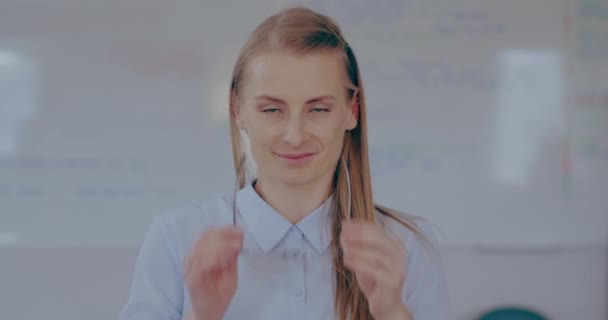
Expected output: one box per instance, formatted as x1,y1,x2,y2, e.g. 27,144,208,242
0,0,606,248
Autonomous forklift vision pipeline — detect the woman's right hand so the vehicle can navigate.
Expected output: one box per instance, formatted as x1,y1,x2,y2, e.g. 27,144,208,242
184,226,243,320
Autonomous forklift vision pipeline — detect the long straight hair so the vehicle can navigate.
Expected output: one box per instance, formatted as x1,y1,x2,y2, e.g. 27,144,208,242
228,7,429,320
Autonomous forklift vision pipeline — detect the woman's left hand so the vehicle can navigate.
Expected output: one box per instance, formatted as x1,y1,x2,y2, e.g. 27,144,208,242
340,219,411,320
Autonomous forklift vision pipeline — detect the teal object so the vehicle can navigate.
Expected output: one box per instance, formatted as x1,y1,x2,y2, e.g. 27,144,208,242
478,307,548,320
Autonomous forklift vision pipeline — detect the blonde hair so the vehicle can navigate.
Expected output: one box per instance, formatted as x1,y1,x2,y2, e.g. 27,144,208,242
229,7,430,320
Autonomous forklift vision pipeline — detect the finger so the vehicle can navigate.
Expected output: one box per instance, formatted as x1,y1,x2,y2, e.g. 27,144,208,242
217,228,244,254
193,227,242,255
342,228,408,279
208,242,241,271
203,249,238,278
343,232,406,262
342,241,401,276
216,226,244,242
351,260,399,291
217,248,240,271
344,249,405,289
190,235,241,274
341,220,382,244
191,227,240,258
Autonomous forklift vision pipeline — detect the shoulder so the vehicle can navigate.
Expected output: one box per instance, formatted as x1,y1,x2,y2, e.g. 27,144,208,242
375,205,442,259
376,206,452,312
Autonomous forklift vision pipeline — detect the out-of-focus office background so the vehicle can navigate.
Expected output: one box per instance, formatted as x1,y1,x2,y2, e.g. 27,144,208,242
1,0,606,319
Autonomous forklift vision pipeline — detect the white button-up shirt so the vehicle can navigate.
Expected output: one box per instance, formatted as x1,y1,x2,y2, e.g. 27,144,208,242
118,183,451,319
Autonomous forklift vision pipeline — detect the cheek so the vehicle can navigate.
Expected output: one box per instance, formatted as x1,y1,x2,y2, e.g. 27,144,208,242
244,121,279,150
313,120,346,148
325,111,349,135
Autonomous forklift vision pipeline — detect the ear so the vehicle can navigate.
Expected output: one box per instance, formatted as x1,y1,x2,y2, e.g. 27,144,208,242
231,91,245,129
346,93,359,130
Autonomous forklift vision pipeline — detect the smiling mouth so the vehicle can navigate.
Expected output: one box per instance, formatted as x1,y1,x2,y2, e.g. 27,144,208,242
274,152,315,160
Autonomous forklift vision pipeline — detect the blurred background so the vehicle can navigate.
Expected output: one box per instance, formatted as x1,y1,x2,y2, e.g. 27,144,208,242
0,0,606,319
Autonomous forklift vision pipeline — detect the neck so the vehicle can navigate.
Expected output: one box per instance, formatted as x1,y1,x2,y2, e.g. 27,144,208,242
254,175,333,224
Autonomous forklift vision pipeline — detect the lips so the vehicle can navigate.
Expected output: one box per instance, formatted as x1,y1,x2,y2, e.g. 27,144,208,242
275,153,315,159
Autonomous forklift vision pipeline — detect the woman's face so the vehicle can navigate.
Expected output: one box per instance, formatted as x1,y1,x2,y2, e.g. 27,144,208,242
234,50,358,187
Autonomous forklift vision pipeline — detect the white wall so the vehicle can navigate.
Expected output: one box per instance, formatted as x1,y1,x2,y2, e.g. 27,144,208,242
1,247,605,320
441,246,607,320
2,0,606,250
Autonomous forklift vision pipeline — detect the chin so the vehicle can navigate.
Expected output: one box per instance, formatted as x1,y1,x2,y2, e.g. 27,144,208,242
275,171,316,186
258,154,334,187
259,166,318,187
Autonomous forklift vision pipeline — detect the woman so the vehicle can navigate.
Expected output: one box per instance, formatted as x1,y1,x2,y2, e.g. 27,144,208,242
118,7,451,320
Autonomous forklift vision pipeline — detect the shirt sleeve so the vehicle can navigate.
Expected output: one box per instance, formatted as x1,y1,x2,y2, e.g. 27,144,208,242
404,220,452,320
117,215,185,320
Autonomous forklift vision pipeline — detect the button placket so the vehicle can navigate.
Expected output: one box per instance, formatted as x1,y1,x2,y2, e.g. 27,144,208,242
287,227,306,306
282,226,305,320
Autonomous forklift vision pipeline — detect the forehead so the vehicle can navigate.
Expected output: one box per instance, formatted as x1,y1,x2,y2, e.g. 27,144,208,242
241,50,347,98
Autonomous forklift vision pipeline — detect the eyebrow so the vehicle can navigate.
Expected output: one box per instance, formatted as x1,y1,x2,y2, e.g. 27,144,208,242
255,95,337,104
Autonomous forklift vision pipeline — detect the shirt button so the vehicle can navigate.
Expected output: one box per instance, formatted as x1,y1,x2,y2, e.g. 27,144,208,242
294,289,303,297
290,226,303,238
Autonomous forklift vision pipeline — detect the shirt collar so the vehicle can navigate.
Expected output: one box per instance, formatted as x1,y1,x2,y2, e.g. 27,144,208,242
236,182,333,254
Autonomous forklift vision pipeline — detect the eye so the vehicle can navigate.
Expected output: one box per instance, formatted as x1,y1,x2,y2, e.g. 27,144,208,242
261,105,281,113
310,105,330,113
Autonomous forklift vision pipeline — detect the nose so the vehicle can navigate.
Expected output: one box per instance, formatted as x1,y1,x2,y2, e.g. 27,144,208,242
282,115,307,147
